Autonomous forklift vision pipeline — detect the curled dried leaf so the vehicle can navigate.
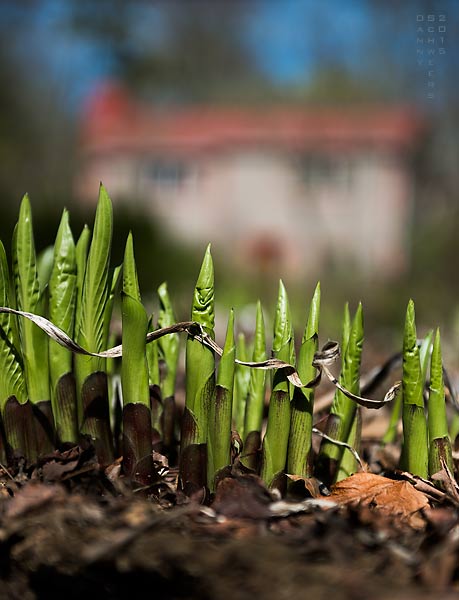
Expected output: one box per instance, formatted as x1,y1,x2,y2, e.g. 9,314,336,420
0,308,401,411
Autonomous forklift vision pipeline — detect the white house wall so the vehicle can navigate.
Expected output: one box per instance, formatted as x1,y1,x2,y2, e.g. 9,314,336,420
77,146,412,279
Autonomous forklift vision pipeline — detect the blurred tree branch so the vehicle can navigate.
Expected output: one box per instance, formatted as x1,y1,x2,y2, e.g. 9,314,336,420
64,0,267,103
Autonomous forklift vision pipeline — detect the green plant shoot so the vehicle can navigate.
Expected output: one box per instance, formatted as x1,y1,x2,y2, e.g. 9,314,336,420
13,195,50,406
180,244,215,491
146,314,160,388
242,300,267,471
0,240,31,458
261,280,294,487
75,224,90,332
316,302,363,484
157,282,179,450
121,232,153,483
207,309,235,492
287,281,320,478
13,194,53,454
428,328,453,477
157,282,179,400
233,332,250,439
74,184,113,464
401,299,428,478
48,209,78,444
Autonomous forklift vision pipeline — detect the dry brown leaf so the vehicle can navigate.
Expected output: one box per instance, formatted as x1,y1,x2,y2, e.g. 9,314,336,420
331,472,429,529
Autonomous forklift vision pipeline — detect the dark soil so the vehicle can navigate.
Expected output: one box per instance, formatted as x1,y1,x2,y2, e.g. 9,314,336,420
0,446,459,600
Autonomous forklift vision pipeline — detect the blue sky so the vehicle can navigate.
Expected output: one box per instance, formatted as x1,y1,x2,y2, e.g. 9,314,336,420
0,1,371,82
1,0,457,111
246,0,373,82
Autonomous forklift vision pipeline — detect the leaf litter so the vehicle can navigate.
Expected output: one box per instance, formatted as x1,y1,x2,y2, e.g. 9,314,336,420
0,329,456,599
0,443,457,599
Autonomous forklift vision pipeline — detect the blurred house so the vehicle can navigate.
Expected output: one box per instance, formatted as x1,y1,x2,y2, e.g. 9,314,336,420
76,83,425,279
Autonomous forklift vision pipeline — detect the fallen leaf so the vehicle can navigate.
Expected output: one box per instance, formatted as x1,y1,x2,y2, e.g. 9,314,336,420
41,458,81,481
331,472,429,529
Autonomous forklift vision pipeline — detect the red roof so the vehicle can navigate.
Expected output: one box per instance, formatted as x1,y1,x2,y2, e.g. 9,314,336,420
80,82,426,157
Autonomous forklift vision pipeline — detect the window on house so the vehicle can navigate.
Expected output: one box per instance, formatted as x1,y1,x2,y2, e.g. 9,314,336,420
301,154,353,190
146,160,188,189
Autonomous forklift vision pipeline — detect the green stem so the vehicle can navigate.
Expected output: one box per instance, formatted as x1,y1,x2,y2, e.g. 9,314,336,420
261,280,294,488
48,209,77,445
121,232,153,485
233,332,250,439
401,299,428,478
180,244,215,492
74,184,114,465
207,309,235,492
13,195,53,456
287,281,320,478
316,302,363,484
242,300,266,471
428,328,453,476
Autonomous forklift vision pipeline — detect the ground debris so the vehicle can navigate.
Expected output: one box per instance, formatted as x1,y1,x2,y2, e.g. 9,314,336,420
0,449,458,598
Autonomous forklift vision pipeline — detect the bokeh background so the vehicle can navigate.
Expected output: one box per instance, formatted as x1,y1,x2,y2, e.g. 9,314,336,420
1,0,458,354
